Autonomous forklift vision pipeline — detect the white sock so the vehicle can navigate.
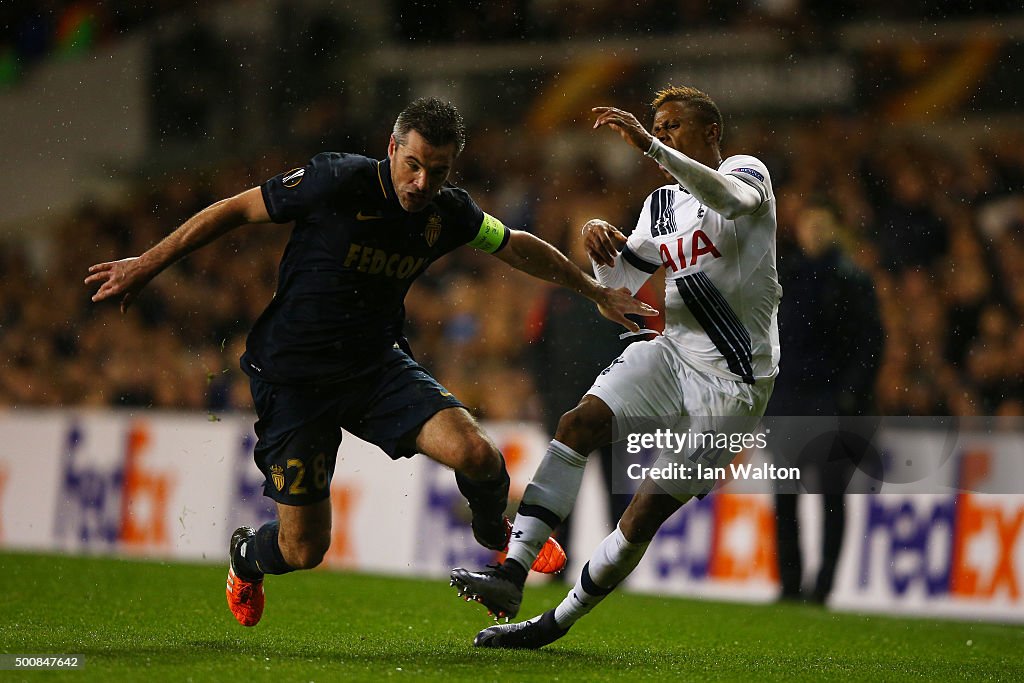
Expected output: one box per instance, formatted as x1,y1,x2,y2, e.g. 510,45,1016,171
553,525,649,628
505,440,587,571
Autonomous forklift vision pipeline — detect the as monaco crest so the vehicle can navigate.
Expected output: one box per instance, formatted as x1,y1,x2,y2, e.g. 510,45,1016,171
425,214,442,247
270,465,285,492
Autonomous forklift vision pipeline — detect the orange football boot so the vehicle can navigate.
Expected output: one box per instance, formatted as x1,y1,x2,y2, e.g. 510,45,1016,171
499,518,567,575
226,527,265,627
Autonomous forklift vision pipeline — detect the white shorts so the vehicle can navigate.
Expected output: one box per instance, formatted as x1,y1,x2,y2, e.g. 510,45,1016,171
587,336,775,499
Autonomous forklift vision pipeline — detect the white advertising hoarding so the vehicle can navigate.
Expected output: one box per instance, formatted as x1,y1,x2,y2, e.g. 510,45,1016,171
0,411,1020,622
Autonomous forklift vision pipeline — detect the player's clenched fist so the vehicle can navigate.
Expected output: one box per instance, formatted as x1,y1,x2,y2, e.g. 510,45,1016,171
582,219,627,268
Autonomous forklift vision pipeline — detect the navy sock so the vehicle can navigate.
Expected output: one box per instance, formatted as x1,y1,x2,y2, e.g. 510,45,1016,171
235,521,294,579
501,557,528,589
456,459,510,521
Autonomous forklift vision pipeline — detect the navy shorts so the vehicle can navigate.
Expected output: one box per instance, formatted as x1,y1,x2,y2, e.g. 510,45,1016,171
249,348,464,505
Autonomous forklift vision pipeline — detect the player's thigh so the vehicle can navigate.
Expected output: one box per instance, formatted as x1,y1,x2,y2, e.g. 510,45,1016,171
554,394,615,455
585,338,684,442
275,498,332,548
681,364,774,421
250,378,342,506
651,367,774,499
414,406,501,477
253,419,340,505
353,350,466,461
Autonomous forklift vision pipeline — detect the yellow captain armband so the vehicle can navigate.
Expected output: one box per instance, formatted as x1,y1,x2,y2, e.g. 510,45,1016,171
467,213,511,253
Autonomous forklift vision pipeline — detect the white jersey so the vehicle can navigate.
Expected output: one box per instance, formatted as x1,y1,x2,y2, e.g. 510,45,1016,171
620,154,780,384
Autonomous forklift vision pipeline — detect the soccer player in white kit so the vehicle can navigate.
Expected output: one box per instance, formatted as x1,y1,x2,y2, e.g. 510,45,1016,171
451,86,781,648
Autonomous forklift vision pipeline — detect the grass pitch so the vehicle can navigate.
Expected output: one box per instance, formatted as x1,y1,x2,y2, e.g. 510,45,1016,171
1,552,1021,681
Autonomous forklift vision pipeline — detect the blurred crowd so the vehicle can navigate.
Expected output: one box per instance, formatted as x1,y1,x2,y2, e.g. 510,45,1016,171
6,1,1022,88
769,119,1024,418
394,1,1023,44
2,0,1022,418
1,111,1022,418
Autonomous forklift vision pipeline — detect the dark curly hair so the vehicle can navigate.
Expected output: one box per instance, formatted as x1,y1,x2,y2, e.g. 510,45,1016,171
650,85,724,145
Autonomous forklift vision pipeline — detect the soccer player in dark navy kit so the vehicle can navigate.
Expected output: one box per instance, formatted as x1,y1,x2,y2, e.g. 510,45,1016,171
85,98,655,627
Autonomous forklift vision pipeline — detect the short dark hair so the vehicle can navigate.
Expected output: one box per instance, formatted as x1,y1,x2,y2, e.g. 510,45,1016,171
393,97,467,154
650,85,724,145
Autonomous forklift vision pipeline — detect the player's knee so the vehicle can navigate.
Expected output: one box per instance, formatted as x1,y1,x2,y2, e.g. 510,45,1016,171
455,435,501,480
289,539,330,570
555,404,608,451
280,531,331,569
619,491,680,543
618,509,658,544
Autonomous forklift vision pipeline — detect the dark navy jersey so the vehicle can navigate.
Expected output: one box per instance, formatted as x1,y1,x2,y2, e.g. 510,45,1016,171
241,152,510,384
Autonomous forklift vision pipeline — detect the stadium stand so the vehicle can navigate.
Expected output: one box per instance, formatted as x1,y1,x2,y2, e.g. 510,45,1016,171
1,2,1022,421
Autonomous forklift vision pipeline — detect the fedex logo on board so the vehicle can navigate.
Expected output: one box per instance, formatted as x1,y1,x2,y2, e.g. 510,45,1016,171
416,434,539,572
857,451,1023,602
55,421,174,551
417,466,496,572
651,493,777,584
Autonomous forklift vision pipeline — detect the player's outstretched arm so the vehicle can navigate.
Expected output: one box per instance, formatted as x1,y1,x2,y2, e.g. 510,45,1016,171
491,229,657,332
85,187,270,313
592,106,762,220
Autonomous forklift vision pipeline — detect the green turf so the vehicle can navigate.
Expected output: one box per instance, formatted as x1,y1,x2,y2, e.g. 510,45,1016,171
0,552,1021,682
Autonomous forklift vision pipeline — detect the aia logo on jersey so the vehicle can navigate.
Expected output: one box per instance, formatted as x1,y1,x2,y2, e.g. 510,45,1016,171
282,168,305,188
425,214,442,246
659,230,722,272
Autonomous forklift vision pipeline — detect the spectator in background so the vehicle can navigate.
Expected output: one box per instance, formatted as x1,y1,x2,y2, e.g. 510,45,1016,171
770,196,883,604
873,158,949,274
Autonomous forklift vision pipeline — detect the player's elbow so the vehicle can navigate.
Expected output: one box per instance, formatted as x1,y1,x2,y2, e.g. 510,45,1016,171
708,176,763,220
718,196,760,220
493,230,530,269
719,206,746,221
720,198,761,220
225,186,271,224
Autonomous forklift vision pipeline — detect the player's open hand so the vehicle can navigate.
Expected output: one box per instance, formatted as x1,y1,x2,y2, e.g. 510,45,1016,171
592,106,654,153
582,219,627,267
84,256,153,313
595,286,658,333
